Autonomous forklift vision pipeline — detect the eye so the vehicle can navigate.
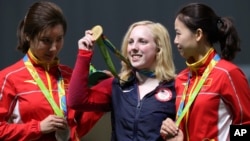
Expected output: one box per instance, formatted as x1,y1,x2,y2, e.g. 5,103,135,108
128,39,134,45
175,31,180,35
39,37,52,45
138,38,148,44
56,36,63,43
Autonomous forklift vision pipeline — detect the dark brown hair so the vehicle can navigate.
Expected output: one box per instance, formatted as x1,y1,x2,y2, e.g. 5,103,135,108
17,1,67,53
176,3,240,61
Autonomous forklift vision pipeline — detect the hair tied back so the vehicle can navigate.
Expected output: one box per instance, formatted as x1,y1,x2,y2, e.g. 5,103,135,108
217,17,224,28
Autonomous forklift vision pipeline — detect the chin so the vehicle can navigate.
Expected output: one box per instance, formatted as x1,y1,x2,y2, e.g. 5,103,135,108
133,66,144,70
179,53,186,58
43,58,54,63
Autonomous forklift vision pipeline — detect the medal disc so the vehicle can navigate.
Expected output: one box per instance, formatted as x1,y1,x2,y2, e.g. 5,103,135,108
91,25,103,40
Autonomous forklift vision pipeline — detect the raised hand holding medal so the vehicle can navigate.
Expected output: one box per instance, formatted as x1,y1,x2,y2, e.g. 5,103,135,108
81,25,131,84
78,25,102,50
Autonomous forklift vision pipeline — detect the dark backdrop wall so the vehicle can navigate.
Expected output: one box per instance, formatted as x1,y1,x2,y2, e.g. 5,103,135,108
1,0,249,140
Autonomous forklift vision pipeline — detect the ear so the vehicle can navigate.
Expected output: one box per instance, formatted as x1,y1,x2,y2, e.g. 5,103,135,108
26,36,30,41
156,47,160,53
195,28,203,42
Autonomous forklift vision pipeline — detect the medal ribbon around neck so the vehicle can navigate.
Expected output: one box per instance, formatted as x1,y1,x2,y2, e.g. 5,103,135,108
175,54,220,126
23,55,66,117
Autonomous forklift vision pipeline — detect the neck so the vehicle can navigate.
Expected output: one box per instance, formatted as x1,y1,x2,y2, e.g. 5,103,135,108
28,49,59,71
136,72,158,84
187,46,212,63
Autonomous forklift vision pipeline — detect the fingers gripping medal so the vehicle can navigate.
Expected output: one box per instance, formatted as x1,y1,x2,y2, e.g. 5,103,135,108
91,25,129,80
88,25,111,86
93,25,120,78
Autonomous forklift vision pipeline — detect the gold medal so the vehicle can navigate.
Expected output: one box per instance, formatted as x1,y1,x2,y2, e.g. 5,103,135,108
91,25,103,40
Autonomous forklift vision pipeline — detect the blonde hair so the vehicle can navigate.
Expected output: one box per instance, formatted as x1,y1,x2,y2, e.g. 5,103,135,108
119,20,176,84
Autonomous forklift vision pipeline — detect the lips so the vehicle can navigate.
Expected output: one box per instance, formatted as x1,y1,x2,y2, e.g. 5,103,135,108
131,54,142,61
176,45,182,51
44,54,55,61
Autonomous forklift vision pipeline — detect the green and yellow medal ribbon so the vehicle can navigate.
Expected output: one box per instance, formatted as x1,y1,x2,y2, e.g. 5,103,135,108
176,54,220,126
23,55,65,117
90,25,131,79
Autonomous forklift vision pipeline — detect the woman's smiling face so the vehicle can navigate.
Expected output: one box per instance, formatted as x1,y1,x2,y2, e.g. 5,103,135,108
174,17,198,60
127,25,158,70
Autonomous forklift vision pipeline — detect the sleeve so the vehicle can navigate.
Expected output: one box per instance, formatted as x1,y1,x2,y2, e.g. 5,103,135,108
169,80,177,120
0,73,42,140
74,111,104,138
67,49,113,112
221,67,250,125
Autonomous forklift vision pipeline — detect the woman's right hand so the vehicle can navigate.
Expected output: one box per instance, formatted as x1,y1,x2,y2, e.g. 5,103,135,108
40,115,67,134
165,129,184,141
78,30,95,51
160,118,180,140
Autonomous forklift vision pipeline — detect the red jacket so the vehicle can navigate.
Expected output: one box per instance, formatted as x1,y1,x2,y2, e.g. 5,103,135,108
175,49,250,141
0,51,103,141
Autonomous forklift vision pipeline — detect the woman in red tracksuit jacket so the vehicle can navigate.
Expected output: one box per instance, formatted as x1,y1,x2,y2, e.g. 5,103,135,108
68,20,177,141
160,3,250,141
0,1,103,141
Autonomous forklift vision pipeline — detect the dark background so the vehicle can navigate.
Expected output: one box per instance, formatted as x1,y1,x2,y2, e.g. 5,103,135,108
1,0,249,140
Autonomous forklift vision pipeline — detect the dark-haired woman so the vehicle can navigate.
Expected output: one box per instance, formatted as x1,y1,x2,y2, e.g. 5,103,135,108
0,1,103,141
160,2,250,141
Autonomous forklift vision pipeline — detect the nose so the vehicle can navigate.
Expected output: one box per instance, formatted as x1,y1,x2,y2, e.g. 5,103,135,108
174,36,178,45
49,39,60,51
130,42,138,50
49,42,57,51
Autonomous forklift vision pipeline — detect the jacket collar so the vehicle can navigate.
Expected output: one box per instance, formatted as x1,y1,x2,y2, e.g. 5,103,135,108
27,49,59,71
186,48,216,75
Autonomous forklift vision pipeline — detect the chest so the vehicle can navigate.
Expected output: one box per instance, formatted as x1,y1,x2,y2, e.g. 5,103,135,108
138,80,159,99
8,70,69,121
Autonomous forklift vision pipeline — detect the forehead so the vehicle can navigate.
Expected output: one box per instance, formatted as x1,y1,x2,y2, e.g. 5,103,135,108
174,18,188,30
38,24,64,37
130,25,154,38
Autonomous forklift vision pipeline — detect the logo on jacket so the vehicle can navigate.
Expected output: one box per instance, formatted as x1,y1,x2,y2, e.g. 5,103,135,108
155,88,172,102
24,80,37,85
